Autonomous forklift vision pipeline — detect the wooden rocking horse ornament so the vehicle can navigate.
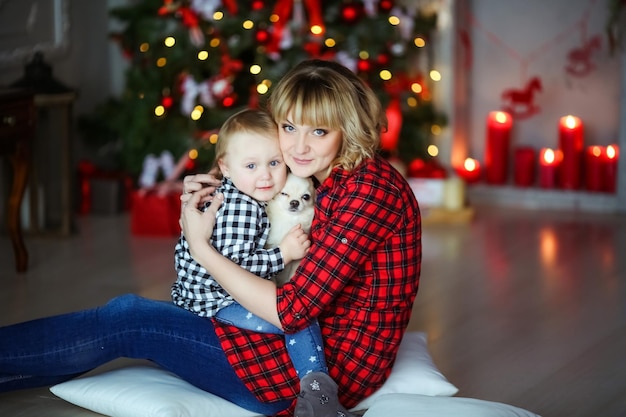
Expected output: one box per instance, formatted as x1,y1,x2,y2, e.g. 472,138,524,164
501,76,543,120
565,34,602,77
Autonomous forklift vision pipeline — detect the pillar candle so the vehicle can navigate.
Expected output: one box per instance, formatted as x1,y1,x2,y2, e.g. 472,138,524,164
455,157,481,184
558,115,584,189
485,111,513,184
539,148,560,188
603,144,619,193
443,176,465,210
584,146,604,192
513,146,535,187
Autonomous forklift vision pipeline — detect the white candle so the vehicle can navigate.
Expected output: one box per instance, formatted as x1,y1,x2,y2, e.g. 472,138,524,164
443,176,465,210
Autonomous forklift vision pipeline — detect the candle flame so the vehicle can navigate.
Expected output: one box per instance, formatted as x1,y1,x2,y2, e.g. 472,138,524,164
464,158,477,171
495,111,508,124
543,148,555,164
606,145,618,160
591,146,602,157
563,115,579,129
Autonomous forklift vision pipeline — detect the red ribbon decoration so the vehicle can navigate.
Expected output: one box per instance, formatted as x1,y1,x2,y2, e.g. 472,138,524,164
222,0,238,15
268,0,324,54
381,97,403,152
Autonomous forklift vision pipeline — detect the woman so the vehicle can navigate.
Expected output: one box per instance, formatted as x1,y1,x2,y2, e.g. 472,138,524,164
180,59,421,415
0,59,421,417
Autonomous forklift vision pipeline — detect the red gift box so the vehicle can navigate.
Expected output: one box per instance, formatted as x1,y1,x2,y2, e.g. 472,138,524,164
130,191,181,236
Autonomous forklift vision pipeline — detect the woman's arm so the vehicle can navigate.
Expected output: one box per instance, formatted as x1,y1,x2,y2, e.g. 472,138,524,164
180,190,309,329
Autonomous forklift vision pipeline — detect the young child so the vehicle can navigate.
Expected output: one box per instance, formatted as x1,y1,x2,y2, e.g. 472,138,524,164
171,108,329,379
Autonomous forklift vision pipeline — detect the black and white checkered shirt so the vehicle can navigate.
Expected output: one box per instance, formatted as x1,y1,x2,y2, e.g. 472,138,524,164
171,178,284,317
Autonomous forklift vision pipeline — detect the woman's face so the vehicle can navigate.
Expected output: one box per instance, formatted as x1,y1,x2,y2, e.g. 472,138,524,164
277,115,342,183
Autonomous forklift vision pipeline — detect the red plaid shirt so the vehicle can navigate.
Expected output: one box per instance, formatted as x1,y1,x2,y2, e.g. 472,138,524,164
213,156,421,415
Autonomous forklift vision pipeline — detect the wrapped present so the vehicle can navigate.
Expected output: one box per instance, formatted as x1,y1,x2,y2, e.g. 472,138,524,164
130,191,181,237
77,160,133,215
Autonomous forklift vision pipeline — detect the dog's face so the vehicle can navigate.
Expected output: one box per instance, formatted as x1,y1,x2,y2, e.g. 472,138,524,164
270,174,315,215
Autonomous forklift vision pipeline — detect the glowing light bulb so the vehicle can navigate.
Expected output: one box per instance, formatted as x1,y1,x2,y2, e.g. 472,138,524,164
379,70,392,81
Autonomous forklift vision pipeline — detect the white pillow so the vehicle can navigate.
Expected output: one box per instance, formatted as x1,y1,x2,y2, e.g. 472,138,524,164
50,332,456,416
50,365,264,417
351,331,458,411
362,393,542,417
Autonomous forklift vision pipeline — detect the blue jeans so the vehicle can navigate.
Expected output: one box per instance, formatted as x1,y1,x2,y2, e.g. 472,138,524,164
216,303,328,377
0,294,290,416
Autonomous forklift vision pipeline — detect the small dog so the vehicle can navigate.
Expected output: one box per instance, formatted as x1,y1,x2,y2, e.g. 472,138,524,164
265,173,315,286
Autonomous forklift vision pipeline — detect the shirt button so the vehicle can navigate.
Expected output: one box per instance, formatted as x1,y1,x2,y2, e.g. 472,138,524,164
230,255,239,263
294,313,302,319
341,237,348,244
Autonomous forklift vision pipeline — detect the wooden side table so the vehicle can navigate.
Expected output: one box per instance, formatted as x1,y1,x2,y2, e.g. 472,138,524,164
29,92,76,236
0,89,35,272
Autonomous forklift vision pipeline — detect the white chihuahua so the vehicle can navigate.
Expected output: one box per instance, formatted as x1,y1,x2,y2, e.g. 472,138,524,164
265,173,315,286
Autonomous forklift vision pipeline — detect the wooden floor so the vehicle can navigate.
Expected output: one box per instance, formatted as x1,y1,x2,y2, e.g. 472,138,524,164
1,205,625,417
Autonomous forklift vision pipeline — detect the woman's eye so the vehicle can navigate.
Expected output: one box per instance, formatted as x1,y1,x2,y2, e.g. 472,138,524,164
282,124,295,132
313,129,327,136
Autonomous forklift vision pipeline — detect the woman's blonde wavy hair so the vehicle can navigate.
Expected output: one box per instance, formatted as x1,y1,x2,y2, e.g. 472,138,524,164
267,59,386,174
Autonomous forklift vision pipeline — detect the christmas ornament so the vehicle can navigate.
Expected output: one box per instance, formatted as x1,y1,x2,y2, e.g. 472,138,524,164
500,76,542,120
256,28,271,44
381,97,403,151
564,34,602,77
341,3,364,24
161,96,174,108
379,0,394,13
357,58,371,73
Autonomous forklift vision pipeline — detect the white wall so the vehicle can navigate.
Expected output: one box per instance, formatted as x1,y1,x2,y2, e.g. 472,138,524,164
466,0,621,157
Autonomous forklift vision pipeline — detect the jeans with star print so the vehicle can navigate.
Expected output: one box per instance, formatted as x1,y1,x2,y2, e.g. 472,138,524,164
215,302,328,376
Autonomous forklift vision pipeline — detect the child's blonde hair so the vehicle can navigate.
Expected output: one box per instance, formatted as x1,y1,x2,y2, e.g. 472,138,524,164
267,59,386,173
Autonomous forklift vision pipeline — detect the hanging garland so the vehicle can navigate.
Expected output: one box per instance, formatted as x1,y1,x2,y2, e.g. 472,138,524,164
463,0,610,121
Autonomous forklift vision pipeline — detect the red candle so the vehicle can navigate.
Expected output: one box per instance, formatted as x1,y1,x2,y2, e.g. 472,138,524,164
584,146,605,192
455,157,482,184
558,115,584,189
485,111,513,184
539,148,560,188
603,144,619,193
513,146,535,187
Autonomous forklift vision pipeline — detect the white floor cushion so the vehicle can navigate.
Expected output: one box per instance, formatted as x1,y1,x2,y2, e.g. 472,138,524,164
50,365,263,417
362,393,542,417
351,331,458,411
50,332,457,417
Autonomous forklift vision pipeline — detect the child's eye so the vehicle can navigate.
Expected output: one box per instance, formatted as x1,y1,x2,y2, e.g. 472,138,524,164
246,163,256,169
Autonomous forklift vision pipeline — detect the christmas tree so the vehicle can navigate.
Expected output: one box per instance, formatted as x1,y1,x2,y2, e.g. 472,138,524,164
79,0,447,180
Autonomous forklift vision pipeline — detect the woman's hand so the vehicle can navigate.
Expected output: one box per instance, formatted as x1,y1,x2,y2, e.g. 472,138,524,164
180,171,222,207
180,190,223,258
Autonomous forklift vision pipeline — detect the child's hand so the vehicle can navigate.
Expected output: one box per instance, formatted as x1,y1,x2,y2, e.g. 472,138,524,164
278,224,311,264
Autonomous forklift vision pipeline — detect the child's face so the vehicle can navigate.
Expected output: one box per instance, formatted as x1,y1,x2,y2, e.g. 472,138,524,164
218,132,287,202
